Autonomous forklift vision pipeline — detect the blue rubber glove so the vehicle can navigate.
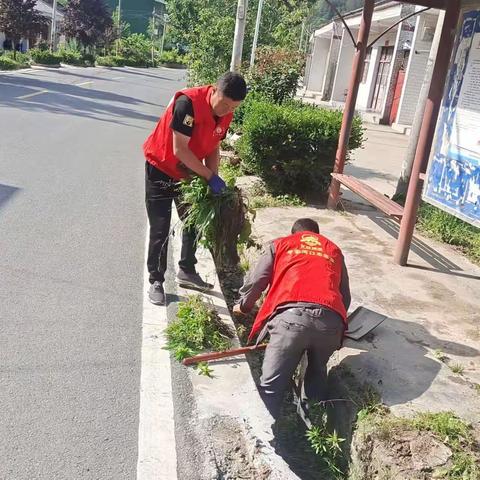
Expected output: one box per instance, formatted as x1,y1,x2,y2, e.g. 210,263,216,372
208,174,227,195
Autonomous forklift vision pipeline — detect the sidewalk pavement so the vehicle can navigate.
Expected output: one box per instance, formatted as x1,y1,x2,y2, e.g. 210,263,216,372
244,124,480,426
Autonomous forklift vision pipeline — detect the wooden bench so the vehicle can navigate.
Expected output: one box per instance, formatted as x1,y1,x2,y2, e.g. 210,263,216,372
331,173,404,220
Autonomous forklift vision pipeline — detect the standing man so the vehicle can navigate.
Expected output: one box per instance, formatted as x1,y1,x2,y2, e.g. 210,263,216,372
143,72,247,306
233,218,351,419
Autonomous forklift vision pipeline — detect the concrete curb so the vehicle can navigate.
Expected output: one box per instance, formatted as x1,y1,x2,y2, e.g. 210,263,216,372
168,208,299,479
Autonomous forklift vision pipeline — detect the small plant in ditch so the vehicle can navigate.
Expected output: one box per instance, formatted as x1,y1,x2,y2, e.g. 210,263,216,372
450,363,465,375
164,294,234,362
306,405,346,478
196,361,214,378
247,180,305,209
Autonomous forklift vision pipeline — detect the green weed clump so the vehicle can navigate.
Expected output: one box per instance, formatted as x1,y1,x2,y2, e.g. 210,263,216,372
179,177,253,267
165,295,233,361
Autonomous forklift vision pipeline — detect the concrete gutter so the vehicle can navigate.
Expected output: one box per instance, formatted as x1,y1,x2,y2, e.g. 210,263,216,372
165,209,299,479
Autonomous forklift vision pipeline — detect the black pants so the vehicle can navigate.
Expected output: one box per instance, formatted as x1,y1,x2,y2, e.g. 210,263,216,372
259,307,344,419
145,161,197,284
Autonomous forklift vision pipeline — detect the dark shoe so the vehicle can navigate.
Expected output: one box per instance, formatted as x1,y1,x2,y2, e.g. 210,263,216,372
176,270,213,291
148,281,165,305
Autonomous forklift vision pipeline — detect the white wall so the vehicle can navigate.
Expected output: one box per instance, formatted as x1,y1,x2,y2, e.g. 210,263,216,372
331,29,356,102
396,12,438,126
306,37,330,92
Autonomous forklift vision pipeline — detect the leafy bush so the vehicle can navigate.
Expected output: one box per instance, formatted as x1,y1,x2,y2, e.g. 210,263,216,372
0,56,20,70
247,47,304,104
236,99,365,196
164,295,233,361
119,33,152,67
96,55,125,67
3,51,31,68
417,203,480,263
29,49,61,65
158,49,185,65
58,49,83,65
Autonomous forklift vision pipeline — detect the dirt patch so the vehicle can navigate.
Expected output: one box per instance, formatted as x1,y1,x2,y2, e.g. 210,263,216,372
202,416,271,480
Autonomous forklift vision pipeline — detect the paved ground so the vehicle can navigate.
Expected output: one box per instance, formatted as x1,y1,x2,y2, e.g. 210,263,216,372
0,66,185,479
243,123,480,425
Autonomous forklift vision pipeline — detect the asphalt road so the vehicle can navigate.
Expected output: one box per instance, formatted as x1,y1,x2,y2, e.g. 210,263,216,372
0,66,186,479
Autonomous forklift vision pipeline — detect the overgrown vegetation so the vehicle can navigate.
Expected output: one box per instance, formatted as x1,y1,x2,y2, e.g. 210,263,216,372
164,295,234,361
179,177,254,268
417,203,480,264
236,99,364,196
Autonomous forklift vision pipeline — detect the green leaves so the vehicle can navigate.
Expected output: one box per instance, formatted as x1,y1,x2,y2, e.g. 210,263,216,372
165,295,233,361
236,98,365,196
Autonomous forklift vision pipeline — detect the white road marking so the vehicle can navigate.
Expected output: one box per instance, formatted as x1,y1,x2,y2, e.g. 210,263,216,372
75,81,93,86
111,76,124,80
17,89,49,99
136,231,177,480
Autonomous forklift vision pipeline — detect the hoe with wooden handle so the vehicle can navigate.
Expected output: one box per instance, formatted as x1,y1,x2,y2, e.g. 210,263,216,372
182,343,267,366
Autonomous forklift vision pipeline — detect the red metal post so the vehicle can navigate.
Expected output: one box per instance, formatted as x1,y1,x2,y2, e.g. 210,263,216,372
327,0,375,210
394,0,460,265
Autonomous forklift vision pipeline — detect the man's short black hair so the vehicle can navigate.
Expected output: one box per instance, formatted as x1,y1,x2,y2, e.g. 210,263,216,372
217,72,247,101
291,218,320,234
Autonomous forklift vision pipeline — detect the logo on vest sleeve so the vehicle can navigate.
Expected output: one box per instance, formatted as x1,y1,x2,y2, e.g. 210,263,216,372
183,114,194,127
215,126,224,136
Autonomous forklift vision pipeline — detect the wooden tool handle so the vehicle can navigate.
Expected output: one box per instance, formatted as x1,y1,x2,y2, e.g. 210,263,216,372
182,344,267,366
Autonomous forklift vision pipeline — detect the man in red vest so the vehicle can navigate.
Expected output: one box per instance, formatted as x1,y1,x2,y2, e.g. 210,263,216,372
233,218,351,418
143,72,247,305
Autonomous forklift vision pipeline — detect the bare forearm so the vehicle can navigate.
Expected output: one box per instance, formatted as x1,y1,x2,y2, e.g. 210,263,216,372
175,145,212,180
205,147,220,175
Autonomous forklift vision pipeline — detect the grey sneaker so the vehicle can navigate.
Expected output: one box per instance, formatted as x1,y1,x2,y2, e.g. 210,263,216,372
176,270,213,291
148,281,165,305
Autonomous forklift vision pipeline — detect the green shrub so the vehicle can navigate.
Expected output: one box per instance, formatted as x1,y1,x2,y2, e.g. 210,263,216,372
119,33,152,67
158,49,185,65
0,56,20,70
96,55,125,67
236,99,365,196
247,47,304,104
58,49,83,65
29,49,61,65
3,51,30,68
417,203,480,263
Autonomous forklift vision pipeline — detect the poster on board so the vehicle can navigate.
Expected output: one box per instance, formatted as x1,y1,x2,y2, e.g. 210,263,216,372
423,9,480,228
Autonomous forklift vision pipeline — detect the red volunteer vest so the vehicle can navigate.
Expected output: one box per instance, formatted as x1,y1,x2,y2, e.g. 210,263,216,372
143,85,233,180
248,232,347,342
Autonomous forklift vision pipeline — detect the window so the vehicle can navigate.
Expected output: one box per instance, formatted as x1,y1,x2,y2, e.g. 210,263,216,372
362,47,372,83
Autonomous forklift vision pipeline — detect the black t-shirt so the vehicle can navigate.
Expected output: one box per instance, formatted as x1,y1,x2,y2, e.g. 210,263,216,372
170,95,195,137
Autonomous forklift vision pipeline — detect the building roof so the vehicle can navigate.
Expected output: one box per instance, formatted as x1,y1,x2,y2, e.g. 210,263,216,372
36,0,64,20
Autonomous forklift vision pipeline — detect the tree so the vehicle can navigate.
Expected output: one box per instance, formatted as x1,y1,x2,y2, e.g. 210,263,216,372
0,0,47,58
62,0,112,50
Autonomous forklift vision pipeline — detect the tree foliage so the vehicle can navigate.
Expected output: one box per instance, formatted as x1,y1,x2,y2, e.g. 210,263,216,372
0,0,47,55
62,0,113,49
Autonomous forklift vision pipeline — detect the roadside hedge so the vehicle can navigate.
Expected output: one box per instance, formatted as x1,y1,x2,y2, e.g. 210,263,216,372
29,49,61,65
236,99,365,195
0,56,20,70
96,55,125,67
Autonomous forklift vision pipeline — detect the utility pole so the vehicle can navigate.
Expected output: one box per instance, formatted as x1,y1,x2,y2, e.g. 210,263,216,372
50,0,57,51
299,21,305,51
231,0,248,72
116,0,122,56
160,14,168,56
249,0,264,69
393,11,445,200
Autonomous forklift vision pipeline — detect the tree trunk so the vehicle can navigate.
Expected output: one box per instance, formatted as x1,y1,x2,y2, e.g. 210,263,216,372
392,11,445,201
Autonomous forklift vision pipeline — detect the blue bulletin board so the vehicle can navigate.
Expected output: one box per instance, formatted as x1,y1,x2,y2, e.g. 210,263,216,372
423,9,480,228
